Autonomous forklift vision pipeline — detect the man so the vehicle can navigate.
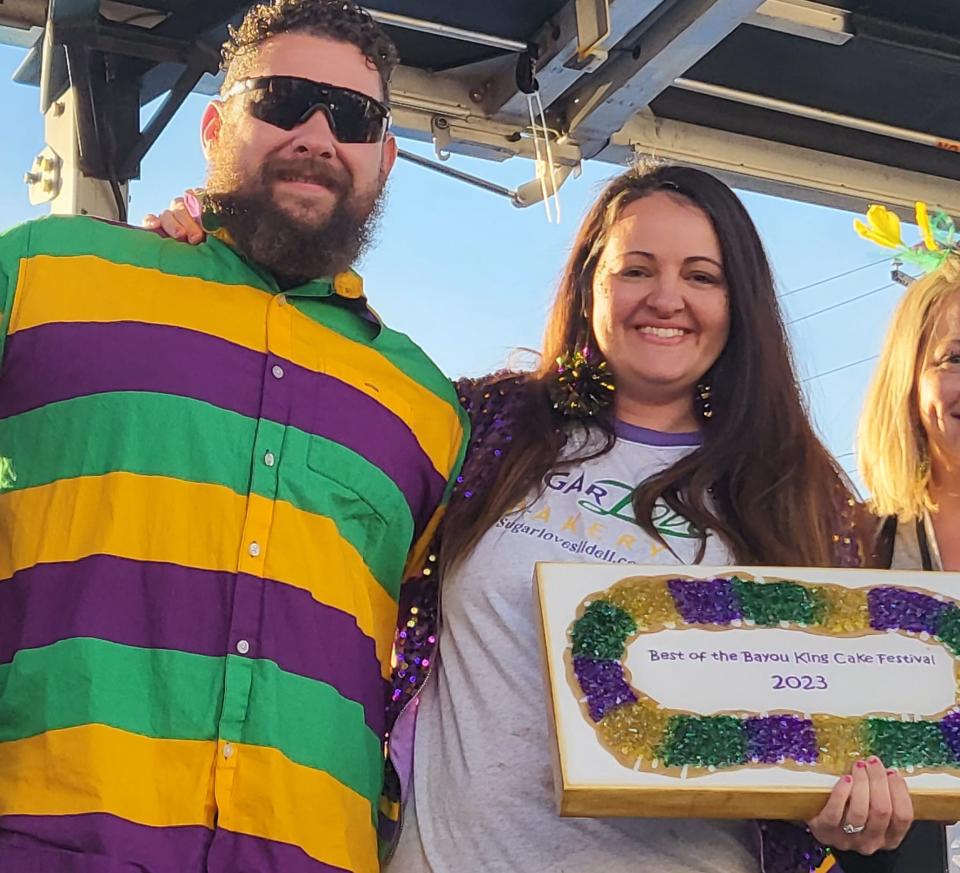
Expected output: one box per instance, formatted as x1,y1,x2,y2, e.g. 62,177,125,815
0,2,468,872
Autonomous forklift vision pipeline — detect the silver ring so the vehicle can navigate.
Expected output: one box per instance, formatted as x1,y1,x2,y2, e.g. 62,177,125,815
842,822,866,835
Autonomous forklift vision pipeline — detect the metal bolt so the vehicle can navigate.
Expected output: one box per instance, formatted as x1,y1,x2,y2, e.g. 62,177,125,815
52,101,65,117
24,172,41,185
434,116,449,130
469,88,484,103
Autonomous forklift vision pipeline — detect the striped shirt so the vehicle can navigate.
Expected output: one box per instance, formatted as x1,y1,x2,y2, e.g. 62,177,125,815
0,215,468,873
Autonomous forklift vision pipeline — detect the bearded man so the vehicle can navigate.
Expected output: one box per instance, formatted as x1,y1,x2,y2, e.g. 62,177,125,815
0,3,468,871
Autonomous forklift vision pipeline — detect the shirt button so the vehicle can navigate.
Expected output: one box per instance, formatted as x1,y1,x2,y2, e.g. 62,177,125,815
272,364,285,380
276,293,287,306
264,451,276,467
248,542,261,557
236,639,250,655
223,743,234,759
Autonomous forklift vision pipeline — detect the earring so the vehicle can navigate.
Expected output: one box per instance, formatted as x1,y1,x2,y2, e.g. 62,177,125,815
697,381,714,420
548,346,615,418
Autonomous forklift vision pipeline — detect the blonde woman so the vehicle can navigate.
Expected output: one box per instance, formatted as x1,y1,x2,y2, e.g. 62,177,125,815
860,257,960,571
858,258,960,871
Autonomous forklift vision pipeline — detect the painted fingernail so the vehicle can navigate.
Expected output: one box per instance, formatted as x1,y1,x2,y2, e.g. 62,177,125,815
856,761,867,769
868,756,880,765
887,768,897,776
843,775,853,783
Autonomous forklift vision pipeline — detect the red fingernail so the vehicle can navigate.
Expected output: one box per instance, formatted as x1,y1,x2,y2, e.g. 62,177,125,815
843,775,853,783
887,768,896,776
868,756,880,765
856,761,866,769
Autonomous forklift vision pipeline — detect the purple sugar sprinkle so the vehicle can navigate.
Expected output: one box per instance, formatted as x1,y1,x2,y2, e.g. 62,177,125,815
868,587,950,633
668,577,742,625
941,711,960,763
573,656,637,722
745,715,818,764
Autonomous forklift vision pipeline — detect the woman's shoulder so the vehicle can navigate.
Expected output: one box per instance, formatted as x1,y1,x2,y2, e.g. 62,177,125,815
454,370,532,405
452,371,540,428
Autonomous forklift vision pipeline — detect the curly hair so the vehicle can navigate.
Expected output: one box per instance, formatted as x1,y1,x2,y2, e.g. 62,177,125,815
221,0,399,101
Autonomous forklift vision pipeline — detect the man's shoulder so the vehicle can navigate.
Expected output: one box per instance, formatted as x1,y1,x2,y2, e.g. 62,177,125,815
3,214,164,258
2,215,264,289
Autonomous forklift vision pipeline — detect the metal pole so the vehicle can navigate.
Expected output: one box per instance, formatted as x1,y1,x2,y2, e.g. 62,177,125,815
673,77,960,154
362,8,527,53
397,149,516,199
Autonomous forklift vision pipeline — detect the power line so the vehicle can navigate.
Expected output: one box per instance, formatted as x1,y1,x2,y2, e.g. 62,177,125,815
779,256,891,300
786,282,897,327
800,354,879,384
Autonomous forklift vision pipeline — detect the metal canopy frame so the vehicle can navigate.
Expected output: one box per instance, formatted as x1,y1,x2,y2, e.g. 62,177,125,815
1,0,960,219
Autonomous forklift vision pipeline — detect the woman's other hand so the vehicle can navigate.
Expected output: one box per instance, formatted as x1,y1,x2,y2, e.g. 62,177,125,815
143,190,205,244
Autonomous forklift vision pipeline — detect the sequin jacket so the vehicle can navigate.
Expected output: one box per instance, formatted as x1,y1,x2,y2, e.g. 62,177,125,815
380,372,870,873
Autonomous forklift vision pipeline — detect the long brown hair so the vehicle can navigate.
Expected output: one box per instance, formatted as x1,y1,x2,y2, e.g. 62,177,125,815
441,163,851,569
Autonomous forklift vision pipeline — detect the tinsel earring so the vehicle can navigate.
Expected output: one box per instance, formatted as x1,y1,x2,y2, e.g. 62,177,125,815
548,345,615,418
696,381,714,420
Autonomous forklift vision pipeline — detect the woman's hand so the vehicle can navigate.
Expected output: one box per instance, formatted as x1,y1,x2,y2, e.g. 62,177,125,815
143,190,205,244
807,757,914,855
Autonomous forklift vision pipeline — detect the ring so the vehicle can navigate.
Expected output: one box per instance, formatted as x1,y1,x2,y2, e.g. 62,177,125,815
842,822,866,835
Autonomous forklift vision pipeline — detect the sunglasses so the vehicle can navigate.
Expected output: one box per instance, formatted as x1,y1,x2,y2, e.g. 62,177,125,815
224,75,390,144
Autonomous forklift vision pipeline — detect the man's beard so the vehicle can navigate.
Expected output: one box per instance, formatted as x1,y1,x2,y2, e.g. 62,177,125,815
206,152,385,287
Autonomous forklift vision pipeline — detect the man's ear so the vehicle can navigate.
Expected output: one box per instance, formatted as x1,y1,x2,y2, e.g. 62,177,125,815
201,101,226,159
380,132,399,182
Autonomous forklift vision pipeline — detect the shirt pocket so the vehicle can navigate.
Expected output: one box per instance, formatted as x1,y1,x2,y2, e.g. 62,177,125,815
304,408,417,599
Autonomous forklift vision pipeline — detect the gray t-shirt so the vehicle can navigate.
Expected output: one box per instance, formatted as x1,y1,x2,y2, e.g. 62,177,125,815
390,424,756,873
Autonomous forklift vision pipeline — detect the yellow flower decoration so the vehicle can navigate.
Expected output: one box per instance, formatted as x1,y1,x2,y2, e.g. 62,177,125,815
916,201,938,252
854,204,903,249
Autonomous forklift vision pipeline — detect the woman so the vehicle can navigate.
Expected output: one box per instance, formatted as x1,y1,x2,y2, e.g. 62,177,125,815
860,255,960,572
152,164,913,871
856,243,960,873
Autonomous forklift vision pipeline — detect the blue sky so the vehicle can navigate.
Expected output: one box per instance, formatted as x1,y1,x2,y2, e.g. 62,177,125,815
0,42,907,488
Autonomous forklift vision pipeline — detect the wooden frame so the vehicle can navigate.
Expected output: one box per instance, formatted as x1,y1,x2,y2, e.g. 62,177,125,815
535,563,960,821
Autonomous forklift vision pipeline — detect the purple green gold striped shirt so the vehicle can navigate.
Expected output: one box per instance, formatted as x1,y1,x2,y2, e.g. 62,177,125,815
0,215,468,873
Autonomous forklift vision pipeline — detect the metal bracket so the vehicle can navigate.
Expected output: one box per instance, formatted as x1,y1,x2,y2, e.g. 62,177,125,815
431,115,453,161
573,0,611,72
891,260,914,287
24,145,62,206
513,161,579,209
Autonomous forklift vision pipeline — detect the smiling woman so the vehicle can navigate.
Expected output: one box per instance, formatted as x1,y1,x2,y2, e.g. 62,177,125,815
382,162,915,873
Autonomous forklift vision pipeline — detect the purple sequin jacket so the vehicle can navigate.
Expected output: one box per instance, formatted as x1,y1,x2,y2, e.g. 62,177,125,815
380,372,868,873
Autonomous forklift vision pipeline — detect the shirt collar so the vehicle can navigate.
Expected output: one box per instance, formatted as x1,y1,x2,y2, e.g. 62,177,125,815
201,208,382,331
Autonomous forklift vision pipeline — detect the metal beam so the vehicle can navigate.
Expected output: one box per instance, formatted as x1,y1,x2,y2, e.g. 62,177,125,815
603,110,960,216
26,87,130,219
746,0,851,46
482,0,662,120
563,0,763,157
672,77,960,154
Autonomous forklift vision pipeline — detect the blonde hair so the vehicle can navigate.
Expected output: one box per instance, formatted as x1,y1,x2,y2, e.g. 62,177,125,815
858,256,960,520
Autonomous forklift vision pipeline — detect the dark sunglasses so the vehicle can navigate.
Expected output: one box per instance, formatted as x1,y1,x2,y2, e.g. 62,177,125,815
224,75,390,144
